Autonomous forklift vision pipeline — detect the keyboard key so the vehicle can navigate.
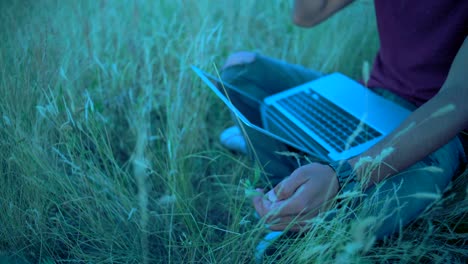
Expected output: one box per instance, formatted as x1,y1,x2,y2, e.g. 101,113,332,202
277,91,381,152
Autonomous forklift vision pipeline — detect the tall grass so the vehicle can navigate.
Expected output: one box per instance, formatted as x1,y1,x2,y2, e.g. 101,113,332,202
0,0,466,263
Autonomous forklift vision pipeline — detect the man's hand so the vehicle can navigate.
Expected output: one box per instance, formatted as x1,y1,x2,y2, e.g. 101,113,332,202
252,163,339,231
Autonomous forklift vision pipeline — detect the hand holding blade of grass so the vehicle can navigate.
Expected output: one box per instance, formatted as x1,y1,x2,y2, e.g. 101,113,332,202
252,163,339,231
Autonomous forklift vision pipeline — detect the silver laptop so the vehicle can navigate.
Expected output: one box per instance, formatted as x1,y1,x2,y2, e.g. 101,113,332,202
191,66,412,162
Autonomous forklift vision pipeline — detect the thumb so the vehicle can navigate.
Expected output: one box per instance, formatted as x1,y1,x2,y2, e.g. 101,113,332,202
274,170,308,200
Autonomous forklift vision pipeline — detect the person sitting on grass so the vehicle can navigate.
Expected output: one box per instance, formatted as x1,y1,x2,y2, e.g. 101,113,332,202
217,0,468,259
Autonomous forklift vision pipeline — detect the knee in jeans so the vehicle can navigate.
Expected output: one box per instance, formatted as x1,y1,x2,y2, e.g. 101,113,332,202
222,51,256,70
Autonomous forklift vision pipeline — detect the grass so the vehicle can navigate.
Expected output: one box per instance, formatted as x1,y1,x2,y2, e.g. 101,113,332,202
0,0,466,263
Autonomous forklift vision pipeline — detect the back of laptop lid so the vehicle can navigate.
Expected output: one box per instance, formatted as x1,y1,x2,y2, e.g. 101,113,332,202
191,65,329,162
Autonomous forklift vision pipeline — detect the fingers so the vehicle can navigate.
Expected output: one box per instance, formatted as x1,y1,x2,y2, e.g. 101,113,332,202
253,195,306,232
261,203,325,232
253,197,274,221
253,189,271,218
271,184,319,217
253,192,319,232
255,185,320,218
252,163,339,232
253,188,299,220
274,168,309,200
254,170,309,219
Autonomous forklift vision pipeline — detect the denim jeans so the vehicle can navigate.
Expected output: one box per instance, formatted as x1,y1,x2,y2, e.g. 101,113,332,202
220,53,467,243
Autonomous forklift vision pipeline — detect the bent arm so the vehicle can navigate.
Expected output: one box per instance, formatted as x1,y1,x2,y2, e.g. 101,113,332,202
350,37,468,188
293,0,355,27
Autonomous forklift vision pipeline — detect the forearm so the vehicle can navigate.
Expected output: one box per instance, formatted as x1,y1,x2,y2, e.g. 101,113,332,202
349,37,468,189
349,90,468,189
293,0,354,27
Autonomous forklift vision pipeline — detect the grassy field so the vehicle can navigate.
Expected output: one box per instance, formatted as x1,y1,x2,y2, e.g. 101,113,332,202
0,0,466,263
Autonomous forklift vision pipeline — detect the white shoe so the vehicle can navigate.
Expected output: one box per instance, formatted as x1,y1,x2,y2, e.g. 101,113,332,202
220,126,247,154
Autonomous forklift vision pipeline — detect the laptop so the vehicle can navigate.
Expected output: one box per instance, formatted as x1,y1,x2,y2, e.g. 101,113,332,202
191,65,412,162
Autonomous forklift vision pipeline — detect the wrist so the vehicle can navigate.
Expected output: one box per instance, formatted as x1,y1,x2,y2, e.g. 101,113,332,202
323,164,340,195
327,160,358,192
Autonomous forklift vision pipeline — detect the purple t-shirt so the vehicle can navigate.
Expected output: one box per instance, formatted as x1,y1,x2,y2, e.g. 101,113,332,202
368,0,468,106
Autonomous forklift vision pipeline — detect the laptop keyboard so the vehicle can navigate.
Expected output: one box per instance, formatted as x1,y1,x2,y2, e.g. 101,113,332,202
276,90,382,152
